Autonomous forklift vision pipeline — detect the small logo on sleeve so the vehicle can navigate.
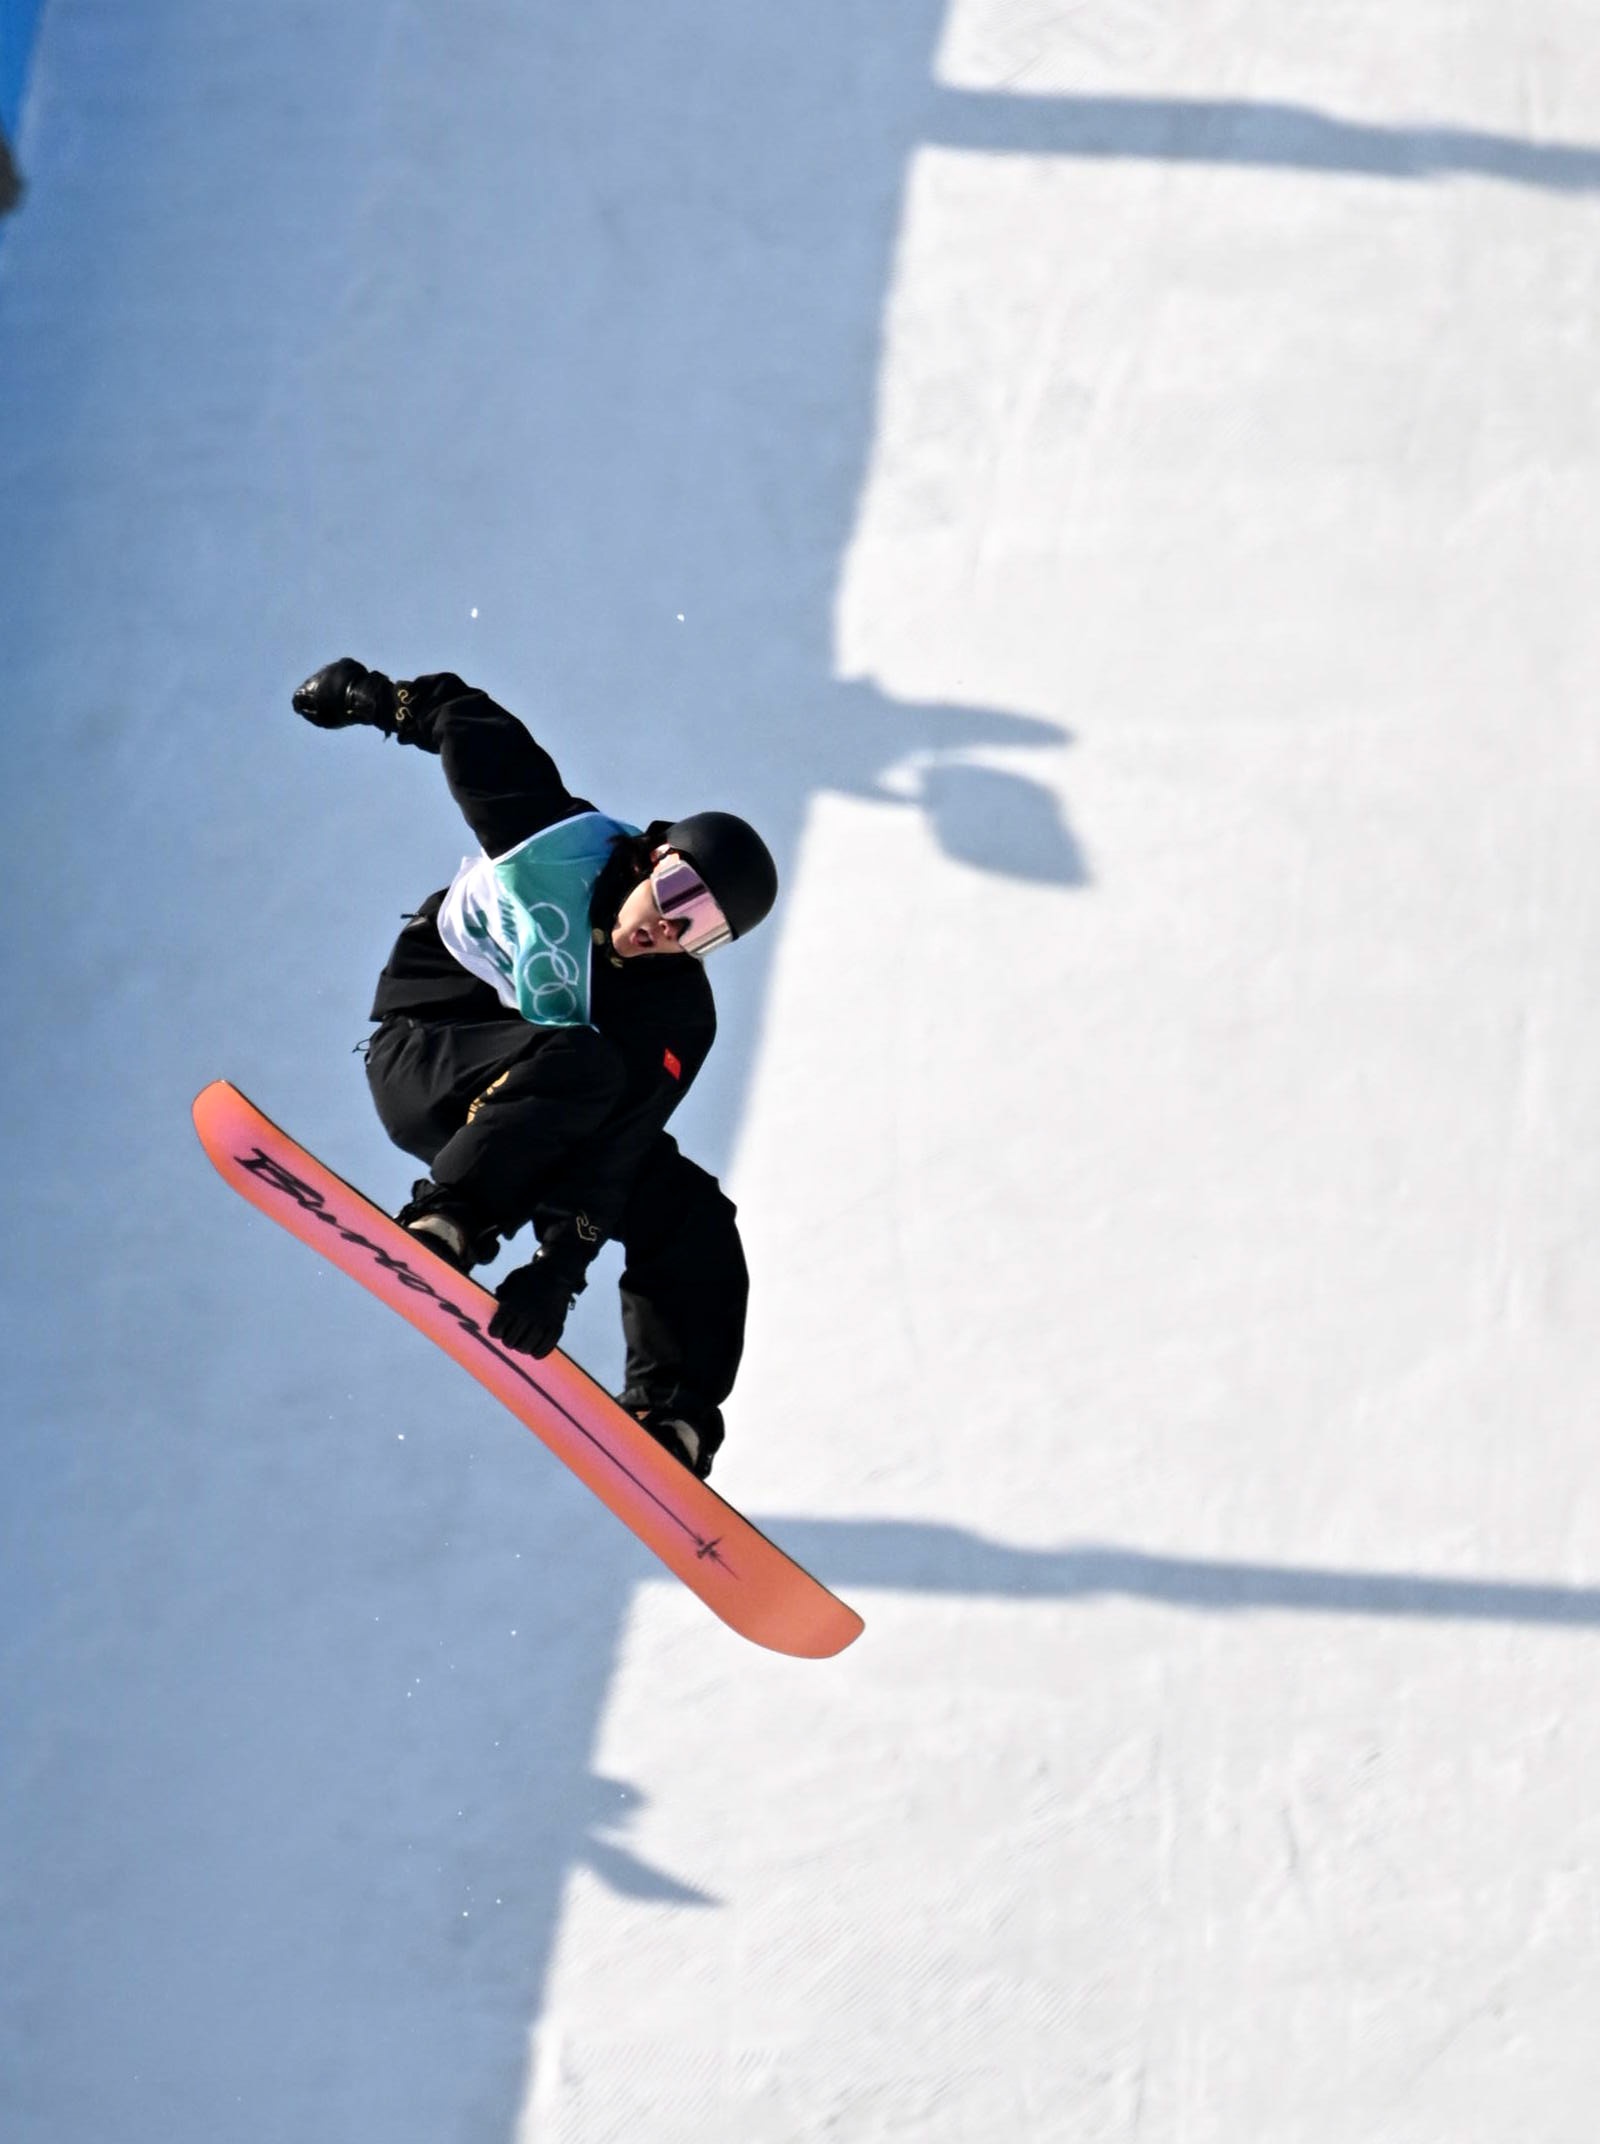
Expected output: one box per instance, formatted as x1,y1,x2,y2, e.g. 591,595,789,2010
663,1049,682,1081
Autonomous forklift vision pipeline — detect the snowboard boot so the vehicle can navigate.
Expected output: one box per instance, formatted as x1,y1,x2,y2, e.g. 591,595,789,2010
395,1178,502,1275
617,1384,725,1482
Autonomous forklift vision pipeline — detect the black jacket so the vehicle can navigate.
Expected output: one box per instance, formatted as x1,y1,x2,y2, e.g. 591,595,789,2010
369,673,717,1239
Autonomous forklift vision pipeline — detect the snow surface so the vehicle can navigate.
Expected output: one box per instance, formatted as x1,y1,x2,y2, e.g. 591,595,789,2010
4,2,1600,2139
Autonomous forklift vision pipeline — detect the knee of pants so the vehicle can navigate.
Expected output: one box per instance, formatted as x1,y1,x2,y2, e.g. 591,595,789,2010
366,1020,452,1162
477,1023,628,1124
623,1140,741,1260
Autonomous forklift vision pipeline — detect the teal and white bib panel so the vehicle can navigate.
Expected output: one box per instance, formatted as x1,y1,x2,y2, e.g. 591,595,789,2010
435,811,638,1028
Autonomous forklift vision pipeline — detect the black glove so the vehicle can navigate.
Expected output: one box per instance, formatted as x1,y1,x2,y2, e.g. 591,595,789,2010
489,1251,586,1359
292,657,398,733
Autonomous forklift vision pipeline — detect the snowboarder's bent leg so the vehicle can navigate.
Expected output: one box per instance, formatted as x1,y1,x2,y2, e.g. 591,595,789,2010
366,1013,625,1234
365,1013,534,1162
617,1135,748,1475
429,1025,625,1230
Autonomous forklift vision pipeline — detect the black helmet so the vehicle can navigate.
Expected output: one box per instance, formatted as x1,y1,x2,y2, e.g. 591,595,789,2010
661,812,778,942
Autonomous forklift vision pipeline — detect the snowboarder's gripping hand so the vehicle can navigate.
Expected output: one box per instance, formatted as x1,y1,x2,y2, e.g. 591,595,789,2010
488,1232,592,1359
293,657,399,735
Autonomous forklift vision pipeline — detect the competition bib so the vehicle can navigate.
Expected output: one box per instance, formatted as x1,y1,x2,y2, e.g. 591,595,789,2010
435,811,638,1027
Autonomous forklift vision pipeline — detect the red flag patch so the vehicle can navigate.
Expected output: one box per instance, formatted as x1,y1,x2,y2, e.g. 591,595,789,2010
663,1049,682,1081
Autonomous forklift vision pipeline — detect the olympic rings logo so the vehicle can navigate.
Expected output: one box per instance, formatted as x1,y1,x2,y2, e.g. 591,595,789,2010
515,900,583,1022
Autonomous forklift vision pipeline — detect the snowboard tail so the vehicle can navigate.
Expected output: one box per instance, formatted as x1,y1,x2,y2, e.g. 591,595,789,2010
192,1080,863,1659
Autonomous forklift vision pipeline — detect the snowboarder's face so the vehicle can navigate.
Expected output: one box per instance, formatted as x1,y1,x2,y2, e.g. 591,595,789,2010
611,851,693,959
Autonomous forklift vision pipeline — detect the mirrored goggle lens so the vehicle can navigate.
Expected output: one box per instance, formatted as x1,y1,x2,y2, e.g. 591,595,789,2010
651,856,732,956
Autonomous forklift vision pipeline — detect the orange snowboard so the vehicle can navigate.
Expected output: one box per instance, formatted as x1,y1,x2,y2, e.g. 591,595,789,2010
193,1081,863,1659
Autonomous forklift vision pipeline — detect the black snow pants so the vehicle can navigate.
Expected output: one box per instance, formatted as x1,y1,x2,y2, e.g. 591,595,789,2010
364,1010,749,1412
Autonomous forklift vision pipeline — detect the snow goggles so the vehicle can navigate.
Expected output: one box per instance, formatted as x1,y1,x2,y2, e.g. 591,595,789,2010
650,853,732,957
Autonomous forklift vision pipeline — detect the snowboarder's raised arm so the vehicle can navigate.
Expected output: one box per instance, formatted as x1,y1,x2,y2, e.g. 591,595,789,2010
292,659,590,858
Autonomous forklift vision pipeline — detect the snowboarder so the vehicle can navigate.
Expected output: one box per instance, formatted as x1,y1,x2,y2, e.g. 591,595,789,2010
293,659,778,1480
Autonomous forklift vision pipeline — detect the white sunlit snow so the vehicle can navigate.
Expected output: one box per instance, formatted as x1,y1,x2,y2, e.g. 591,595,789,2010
3,3,1600,2140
